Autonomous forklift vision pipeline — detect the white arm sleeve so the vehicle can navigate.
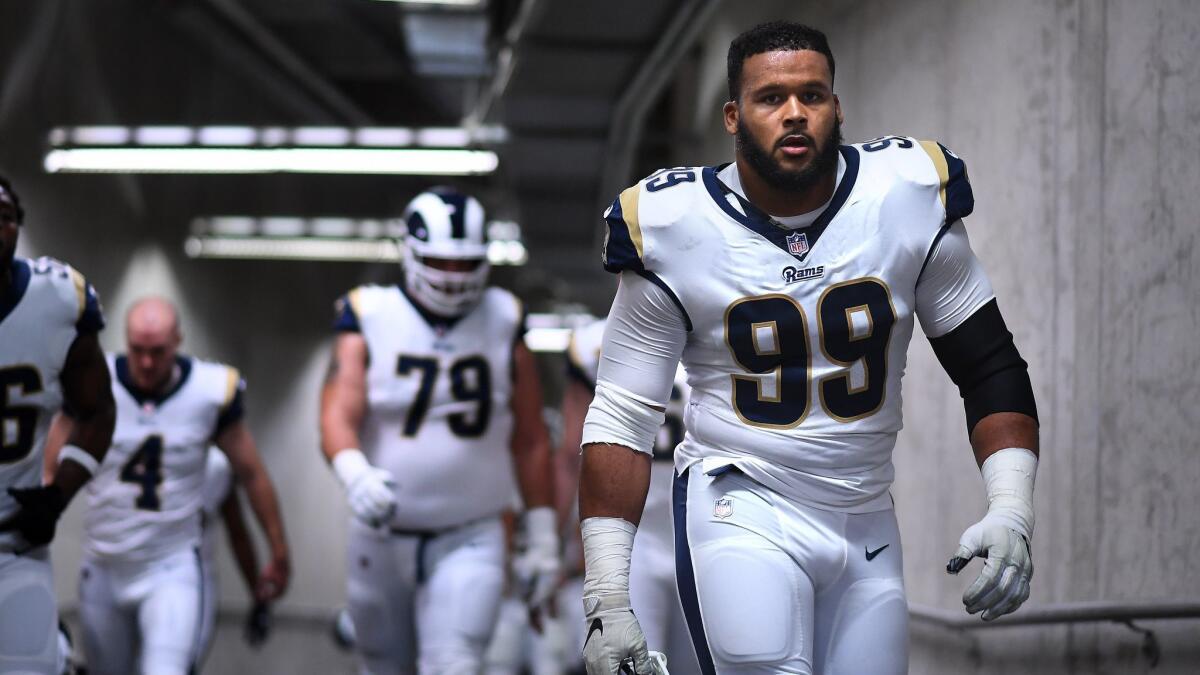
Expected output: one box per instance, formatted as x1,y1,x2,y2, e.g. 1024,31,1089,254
915,220,996,338
581,272,688,454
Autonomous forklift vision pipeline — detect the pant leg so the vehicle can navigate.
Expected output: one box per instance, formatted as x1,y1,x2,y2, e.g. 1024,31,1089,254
137,549,203,675
813,508,908,675
416,518,506,675
482,596,525,675
0,549,59,674
347,522,419,675
629,533,673,653
675,466,817,675
555,576,585,674
193,551,219,671
78,558,138,675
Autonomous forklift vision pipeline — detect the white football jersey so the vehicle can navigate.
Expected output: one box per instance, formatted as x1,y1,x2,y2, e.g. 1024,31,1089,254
0,256,104,551
568,318,689,545
334,283,524,530
84,355,244,562
601,137,974,512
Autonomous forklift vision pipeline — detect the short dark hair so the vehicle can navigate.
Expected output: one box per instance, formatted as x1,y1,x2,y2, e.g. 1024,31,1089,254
727,21,835,101
0,174,24,224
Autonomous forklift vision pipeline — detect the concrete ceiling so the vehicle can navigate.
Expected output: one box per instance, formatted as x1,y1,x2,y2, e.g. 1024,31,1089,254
0,0,711,311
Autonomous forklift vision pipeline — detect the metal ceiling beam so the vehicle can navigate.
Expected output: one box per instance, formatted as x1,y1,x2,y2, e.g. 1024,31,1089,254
596,0,721,210
465,0,549,126
202,0,374,125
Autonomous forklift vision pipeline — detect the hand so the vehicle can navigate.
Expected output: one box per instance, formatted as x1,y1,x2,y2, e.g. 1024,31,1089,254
243,600,272,647
256,554,291,601
513,506,561,620
582,593,664,674
0,485,66,549
946,513,1033,621
333,450,397,527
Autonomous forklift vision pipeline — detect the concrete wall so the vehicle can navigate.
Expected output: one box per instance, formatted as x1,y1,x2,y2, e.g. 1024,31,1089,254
689,0,1200,673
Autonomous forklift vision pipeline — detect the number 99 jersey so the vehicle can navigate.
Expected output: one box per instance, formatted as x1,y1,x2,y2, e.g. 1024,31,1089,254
0,256,104,552
602,138,975,513
333,284,524,530
84,355,244,562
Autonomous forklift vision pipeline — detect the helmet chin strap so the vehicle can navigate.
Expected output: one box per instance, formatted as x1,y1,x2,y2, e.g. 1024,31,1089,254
403,252,489,317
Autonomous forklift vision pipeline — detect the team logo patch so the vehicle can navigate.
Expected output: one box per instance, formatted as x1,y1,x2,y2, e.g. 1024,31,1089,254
713,497,733,519
786,231,810,259
782,265,825,284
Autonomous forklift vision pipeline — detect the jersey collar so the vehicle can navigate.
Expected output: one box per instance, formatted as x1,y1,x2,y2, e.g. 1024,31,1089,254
0,258,31,327
397,278,464,332
115,355,193,407
702,145,860,263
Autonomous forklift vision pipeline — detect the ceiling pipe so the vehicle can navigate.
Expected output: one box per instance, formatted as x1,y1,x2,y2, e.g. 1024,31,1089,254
202,0,374,125
596,0,721,213
465,0,549,127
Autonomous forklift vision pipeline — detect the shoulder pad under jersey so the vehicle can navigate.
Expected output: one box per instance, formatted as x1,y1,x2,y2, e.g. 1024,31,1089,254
856,135,974,222
600,167,705,274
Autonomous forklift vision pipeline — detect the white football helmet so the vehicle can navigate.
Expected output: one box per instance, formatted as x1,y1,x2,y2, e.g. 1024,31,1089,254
402,187,490,316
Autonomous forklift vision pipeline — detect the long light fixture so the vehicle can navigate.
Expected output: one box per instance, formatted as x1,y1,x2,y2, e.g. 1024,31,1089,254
372,0,483,6
184,216,528,265
44,125,504,175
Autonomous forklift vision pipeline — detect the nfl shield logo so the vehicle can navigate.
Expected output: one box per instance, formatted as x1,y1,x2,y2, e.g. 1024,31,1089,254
713,497,733,519
786,231,810,258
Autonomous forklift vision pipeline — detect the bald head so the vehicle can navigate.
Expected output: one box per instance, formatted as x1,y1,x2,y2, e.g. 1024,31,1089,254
126,296,182,394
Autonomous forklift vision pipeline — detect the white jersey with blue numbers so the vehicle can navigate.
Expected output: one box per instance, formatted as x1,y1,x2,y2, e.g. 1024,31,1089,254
84,355,244,562
601,137,975,513
569,318,689,545
335,283,523,530
0,256,104,552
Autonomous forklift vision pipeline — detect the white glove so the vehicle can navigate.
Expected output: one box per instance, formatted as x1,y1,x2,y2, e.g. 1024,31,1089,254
947,447,1037,621
581,518,668,675
513,506,562,610
332,449,396,527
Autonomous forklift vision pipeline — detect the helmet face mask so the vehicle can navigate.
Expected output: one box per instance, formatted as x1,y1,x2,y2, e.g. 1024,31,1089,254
402,188,490,317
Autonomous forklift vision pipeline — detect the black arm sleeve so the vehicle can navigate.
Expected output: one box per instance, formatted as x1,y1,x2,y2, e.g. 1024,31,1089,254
928,299,1038,434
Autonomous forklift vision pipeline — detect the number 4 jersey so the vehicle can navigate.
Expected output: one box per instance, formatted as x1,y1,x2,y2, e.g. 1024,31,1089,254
601,138,991,513
333,283,524,530
84,354,244,562
0,257,104,551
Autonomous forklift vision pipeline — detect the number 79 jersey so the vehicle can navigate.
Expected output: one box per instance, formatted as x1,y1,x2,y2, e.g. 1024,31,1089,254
84,354,244,562
334,284,523,530
602,137,974,512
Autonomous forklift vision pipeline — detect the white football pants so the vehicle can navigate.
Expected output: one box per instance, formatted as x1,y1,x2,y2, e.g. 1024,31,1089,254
79,548,203,675
0,548,59,674
675,465,908,675
483,594,570,675
630,527,703,675
347,516,506,675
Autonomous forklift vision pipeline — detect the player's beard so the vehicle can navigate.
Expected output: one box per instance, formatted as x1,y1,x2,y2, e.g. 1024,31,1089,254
736,116,843,194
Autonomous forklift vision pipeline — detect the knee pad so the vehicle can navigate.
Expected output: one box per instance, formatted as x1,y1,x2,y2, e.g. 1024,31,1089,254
0,557,56,664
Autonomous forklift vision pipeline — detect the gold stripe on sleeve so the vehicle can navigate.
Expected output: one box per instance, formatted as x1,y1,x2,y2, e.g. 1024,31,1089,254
223,367,241,410
918,140,949,208
348,288,364,319
618,185,644,259
69,268,87,321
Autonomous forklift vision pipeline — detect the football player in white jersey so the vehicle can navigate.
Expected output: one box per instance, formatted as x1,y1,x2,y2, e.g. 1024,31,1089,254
195,447,273,668
557,320,698,675
47,297,291,675
0,174,115,675
578,22,1041,674
321,187,558,675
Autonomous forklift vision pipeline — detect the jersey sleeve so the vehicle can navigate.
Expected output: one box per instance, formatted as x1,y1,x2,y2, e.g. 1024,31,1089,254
601,184,646,273
915,220,996,337
215,367,246,435
332,289,363,332
917,140,974,222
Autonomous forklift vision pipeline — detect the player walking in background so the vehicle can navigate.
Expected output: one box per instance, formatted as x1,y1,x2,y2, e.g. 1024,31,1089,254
320,187,558,675
557,319,698,675
578,22,1040,674
0,174,115,675
48,297,290,675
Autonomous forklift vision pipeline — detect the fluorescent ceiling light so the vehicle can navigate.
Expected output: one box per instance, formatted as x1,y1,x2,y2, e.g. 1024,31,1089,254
49,125,506,148
374,0,483,5
44,147,498,175
523,328,572,353
185,236,402,262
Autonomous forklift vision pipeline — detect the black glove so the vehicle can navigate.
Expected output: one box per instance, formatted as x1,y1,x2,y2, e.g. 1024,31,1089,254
0,485,66,549
244,600,272,647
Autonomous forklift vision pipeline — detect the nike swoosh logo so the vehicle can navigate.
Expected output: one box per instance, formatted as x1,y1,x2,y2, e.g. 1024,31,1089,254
866,544,889,561
584,617,603,647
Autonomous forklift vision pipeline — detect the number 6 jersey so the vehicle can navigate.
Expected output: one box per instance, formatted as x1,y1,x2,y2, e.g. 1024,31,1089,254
599,137,992,513
84,355,244,562
333,283,524,530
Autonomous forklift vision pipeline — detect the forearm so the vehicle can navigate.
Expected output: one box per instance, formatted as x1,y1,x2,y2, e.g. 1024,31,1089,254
514,434,555,510
221,496,260,595
52,404,114,502
243,471,288,560
971,411,1039,465
319,400,362,463
579,443,651,525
